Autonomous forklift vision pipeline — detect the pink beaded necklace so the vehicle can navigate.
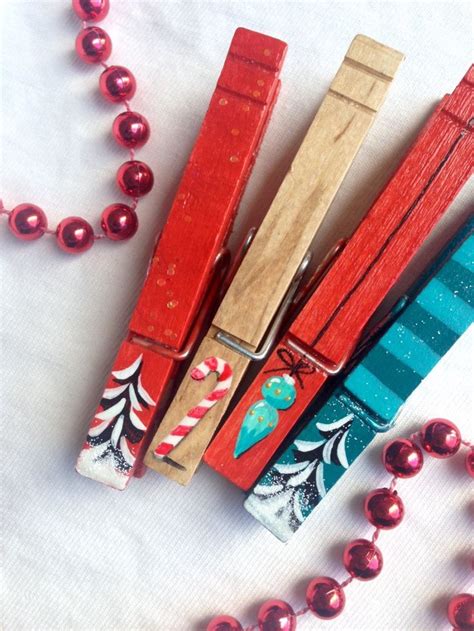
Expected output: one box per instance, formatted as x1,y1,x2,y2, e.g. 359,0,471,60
0,0,154,254
207,418,474,631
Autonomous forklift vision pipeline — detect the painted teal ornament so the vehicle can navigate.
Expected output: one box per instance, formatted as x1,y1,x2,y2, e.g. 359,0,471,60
234,375,296,458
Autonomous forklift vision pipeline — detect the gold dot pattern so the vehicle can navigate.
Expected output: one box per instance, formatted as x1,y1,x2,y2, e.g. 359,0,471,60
263,48,271,57
167,264,176,276
231,128,240,136
157,278,166,286
253,90,261,98
257,79,264,87
167,300,178,309
219,98,228,106
230,155,239,163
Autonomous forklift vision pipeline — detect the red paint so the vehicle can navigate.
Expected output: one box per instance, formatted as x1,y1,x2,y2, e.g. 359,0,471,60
204,66,474,490
77,28,287,488
130,29,287,350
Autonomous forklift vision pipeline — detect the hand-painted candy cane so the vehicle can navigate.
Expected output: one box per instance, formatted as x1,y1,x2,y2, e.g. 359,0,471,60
153,357,233,460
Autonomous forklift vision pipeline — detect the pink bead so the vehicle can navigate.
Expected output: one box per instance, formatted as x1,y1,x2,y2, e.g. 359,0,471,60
116,161,154,197
72,0,109,22
8,204,47,240
101,204,138,240
447,593,474,629
306,576,345,620
112,111,150,148
257,599,296,631
466,449,474,477
99,66,136,103
364,488,404,530
420,418,462,458
382,438,424,478
343,539,383,581
75,27,111,64
206,615,243,631
56,217,94,254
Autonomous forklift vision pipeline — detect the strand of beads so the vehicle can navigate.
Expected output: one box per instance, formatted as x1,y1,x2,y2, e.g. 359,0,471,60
2,0,154,254
207,418,474,631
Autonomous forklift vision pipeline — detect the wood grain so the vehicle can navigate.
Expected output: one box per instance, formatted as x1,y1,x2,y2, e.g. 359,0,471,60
214,35,404,347
145,35,404,484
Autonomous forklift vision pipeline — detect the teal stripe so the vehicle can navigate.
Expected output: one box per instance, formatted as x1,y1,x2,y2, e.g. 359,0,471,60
361,345,422,400
379,323,440,377
398,302,458,357
344,365,403,421
416,278,474,335
437,259,474,306
452,234,474,272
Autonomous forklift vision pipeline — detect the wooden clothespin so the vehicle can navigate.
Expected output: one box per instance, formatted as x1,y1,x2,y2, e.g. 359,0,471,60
204,66,474,491
76,28,287,489
144,35,404,484
245,218,474,541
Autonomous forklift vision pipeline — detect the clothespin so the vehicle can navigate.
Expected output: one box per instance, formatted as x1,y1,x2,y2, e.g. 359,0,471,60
245,217,474,541
144,35,405,484
204,66,474,491
76,28,287,489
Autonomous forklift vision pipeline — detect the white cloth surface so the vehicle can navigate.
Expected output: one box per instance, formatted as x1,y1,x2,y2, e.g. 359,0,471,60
0,1,473,629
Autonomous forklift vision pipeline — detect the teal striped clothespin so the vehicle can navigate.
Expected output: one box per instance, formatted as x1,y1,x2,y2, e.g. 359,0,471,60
245,218,474,542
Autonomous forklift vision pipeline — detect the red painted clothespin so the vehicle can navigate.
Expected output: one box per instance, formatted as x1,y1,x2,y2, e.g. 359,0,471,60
76,28,287,489
204,66,474,490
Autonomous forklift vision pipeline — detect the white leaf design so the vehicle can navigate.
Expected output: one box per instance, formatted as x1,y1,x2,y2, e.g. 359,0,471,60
88,419,112,438
316,413,353,433
95,397,126,422
316,462,326,498
293,489,305,524
293,438,325,452
336,428,349,469
322,433,339,465
287,460,316,487
120,436,135,466
111,414,124,448
130,408,146,431
112,354,142,380
102,384,128,399
274,460,310,475
128,384,142,412
137,375,155,406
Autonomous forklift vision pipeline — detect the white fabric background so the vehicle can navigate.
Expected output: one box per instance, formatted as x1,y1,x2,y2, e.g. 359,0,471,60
1,1,473,629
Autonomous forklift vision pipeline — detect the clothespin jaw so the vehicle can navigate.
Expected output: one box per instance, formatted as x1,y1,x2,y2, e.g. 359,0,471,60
144,35,404,485
245,220,474,541
204,66,474,491
76,27,287,489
